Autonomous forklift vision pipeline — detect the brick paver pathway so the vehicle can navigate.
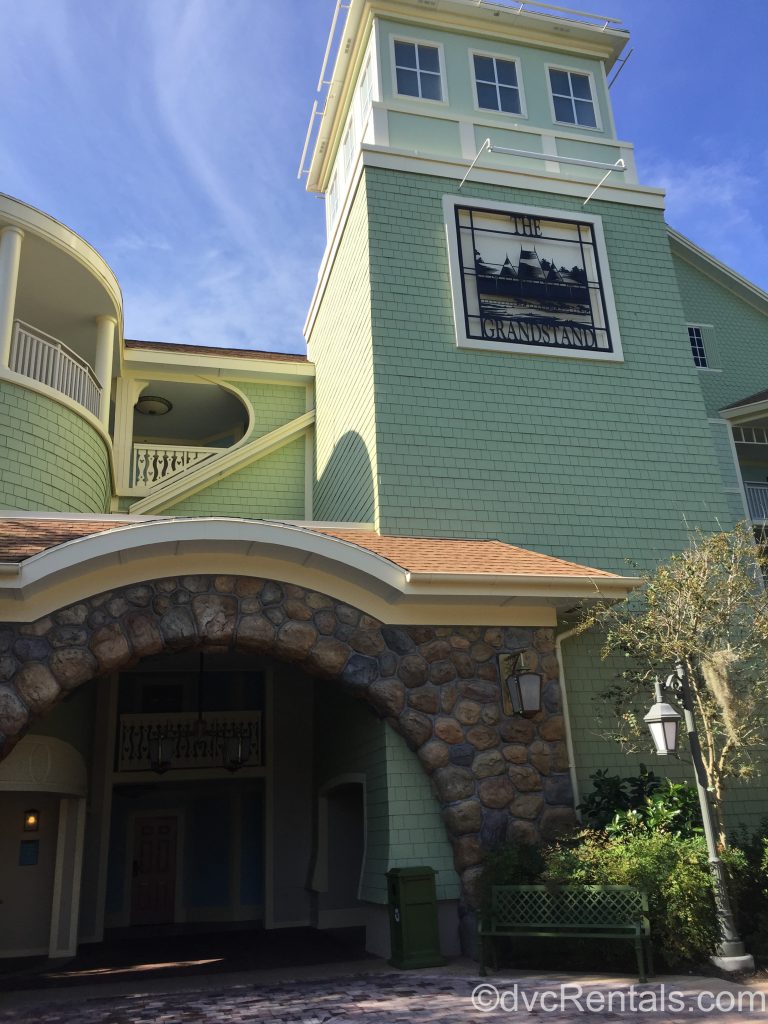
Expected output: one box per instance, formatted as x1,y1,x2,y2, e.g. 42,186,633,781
2,972,767,1023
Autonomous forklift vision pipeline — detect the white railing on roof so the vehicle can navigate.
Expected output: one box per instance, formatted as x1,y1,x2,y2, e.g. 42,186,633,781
745,483,768,522
131,443,220,489
486,1,622,29
10,320,102,418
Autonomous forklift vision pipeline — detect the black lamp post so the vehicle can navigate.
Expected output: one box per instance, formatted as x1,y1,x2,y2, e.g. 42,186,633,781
647,659,752,972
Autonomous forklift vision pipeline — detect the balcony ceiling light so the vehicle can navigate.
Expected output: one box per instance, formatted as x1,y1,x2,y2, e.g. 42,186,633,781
135,395,172,416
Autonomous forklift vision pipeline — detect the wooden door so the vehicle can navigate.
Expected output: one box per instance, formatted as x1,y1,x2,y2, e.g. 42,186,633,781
130,816,177,926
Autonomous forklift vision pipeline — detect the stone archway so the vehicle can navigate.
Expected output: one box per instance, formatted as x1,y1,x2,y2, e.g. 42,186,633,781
0,574,577,911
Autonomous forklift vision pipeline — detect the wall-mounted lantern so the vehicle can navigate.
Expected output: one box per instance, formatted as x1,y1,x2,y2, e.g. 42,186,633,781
23,809,40,832
499,652,542,717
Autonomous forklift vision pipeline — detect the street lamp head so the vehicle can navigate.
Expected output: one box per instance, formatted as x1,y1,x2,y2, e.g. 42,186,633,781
644,696,681,756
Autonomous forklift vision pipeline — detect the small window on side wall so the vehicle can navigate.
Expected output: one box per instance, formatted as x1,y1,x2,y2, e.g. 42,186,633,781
548,68,597,128
688,326,707,368
473,54,523,115
394,40,443,101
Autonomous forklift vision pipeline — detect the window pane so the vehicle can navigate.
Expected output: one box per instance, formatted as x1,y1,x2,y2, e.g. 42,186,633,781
553,95,575,123
417,44,440,73
574,99,596,127
473,55,495,82
420,71,442,101
477,82,499,110
499,86,521,114
496,59,518,88
549,69,570,96
396,67,419,96
570,72,592,100
394,41,416,69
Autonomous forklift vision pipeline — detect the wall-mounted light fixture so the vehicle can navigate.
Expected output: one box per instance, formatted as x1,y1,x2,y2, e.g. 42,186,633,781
499,651,543,717
135,395,172,416
23,809,40,831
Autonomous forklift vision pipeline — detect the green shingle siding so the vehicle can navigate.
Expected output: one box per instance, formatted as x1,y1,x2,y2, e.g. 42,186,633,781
0,380,110,512
164,381,308,519
672,253,768,417
166,437,306,519
311,177,378,524
361,166,734,571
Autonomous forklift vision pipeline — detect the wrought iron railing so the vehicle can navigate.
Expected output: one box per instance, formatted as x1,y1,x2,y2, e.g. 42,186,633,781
117,711,262,772
131,443,220,488
10,320,102,418
745,483,768,522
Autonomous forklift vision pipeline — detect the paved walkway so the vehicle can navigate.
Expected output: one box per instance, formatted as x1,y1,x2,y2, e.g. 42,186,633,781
1,964,767,1023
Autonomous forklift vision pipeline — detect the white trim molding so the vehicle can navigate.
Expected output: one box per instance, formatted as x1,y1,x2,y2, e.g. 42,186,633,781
0,517,639,626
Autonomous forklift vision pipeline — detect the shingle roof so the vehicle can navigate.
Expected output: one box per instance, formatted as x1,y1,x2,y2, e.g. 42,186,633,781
313,529,618,577
125,340,309,363
0,517,620,579
721,389,768,412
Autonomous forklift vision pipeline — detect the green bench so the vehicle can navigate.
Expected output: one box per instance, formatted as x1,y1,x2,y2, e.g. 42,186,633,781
479,884,653,982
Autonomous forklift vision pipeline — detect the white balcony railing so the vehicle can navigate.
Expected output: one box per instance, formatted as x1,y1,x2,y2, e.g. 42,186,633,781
131,443,220,489
117,711,262,773
745,483,768,522
9,320,102,418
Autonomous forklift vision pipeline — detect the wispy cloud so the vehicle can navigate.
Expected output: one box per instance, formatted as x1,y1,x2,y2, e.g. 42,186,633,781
642,149,768,292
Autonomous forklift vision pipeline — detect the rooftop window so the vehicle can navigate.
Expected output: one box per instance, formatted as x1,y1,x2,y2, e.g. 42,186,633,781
393,39,443,102
548,67,598,128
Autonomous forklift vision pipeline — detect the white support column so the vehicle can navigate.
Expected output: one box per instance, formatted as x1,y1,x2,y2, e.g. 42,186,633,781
0,226,24,369
113,377,148,493
94,315,117,430
48,796,87,959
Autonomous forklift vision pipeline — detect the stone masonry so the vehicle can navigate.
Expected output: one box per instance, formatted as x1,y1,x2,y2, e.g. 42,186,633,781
0,574,577,910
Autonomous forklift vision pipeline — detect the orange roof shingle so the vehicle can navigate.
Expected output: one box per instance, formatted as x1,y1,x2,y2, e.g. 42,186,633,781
312,530,620,578
0,518,620,579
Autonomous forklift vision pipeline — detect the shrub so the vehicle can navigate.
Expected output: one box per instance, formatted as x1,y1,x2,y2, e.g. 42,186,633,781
542,829,742,966
579,766,701,837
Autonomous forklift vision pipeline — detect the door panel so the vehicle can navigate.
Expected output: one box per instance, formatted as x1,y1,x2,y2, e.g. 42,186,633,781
130,816,177,925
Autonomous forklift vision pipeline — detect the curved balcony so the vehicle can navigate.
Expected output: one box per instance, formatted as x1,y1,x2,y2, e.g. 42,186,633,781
10,320,102,418
0,193,122,433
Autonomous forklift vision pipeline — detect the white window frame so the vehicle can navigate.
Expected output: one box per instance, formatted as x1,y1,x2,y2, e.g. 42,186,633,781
686,322,720,371
390,35,448,106
326,172,340,230
442,193,623,362
545,63,602,132
358,54,374,128
342,116,356,181
469,49,527,119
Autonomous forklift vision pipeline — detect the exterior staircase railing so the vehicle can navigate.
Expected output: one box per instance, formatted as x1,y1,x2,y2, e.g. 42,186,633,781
131,443,220,489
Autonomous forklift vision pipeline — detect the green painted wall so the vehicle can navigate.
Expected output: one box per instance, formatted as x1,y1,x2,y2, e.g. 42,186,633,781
565,630,767,831
0,380,110,513
672,251,768,417
28,678,97,762
311,177,378,523
315,687,458,903
166,438,306,519
165,381,308,519
359,166,735,572
376,17,614,141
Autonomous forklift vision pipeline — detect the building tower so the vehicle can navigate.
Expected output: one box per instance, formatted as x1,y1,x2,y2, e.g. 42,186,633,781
301,0,736,574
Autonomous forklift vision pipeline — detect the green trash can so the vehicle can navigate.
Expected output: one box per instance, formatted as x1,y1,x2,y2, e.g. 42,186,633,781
386,866,446,969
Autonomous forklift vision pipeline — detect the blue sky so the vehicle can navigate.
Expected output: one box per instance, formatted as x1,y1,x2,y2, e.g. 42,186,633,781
0,1,765,354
